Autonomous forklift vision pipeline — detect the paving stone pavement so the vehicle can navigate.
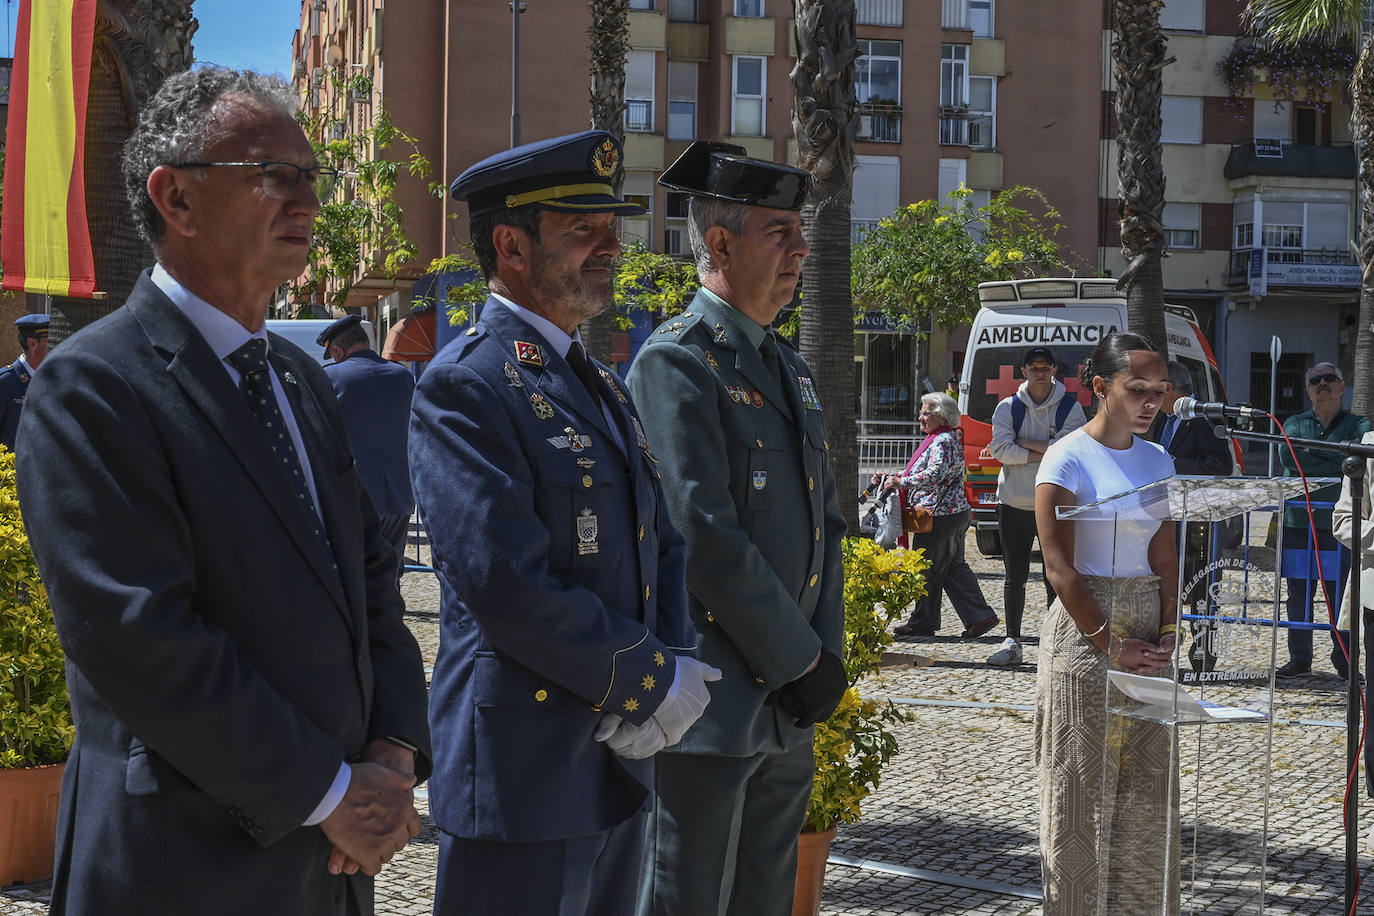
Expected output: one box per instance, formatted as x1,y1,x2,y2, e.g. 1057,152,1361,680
1,528,1366,914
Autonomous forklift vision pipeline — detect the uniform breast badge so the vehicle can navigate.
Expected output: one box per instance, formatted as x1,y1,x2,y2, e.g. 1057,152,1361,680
515,340,544,368
631,416,658,463
705,352,720,371
503,361,524,388
752,470,767,490
281,371,298,386
749,390,763,409
799,376,822,410
547,426,591,451
576,507,600,556
528,392,555,419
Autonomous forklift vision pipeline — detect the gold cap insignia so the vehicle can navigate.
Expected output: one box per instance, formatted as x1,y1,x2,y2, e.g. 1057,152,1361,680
591,138,620,179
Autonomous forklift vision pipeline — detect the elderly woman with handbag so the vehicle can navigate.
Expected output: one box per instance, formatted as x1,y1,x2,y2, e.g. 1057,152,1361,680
888,392,1000,638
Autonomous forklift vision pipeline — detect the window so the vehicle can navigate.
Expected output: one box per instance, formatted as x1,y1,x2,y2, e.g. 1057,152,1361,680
668,0,696,21
734,0,763,16
940,44,968,109
732,56,765,136
625,52,655,133
941,0,968,29
968,75,995,149
1160,95,1202,144
938,158,967,203
630,0,653,8
851,155,900,243
665,192,689,255
1159,0,1203,31
1254,100,1290,142
1163,202,1200,250
856,40,901,104
856,0,902,27
1235,222,1254,249
667,61,697,141
969,0,993,37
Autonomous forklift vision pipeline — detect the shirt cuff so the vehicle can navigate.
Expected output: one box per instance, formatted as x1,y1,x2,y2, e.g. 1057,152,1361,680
303,761,351,826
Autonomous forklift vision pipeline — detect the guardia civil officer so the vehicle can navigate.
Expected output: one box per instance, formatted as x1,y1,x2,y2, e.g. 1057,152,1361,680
318,314,415,576
409,130,717,916
625,142,847,916
0,313,49,451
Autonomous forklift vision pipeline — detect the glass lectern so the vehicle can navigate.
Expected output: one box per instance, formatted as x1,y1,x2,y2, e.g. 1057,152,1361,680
1056,476,1328,915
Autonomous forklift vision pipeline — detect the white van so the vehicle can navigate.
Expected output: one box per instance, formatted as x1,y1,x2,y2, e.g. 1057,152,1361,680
959,278,1235,556
264,318,377,366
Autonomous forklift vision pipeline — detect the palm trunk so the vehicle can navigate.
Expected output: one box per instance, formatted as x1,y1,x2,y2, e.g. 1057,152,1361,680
792,0,858,530
1113,0,1170,356
48,0,194,344
1352,41,1374,419
583,0,630,365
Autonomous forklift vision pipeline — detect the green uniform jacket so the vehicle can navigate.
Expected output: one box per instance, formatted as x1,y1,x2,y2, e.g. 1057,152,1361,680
1280,408,1371,530
626,289,846,757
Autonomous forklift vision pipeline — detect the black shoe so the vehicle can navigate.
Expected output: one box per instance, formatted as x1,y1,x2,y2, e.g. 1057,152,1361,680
961,616,1000,639
894,622,936,638
1275,660,1311,679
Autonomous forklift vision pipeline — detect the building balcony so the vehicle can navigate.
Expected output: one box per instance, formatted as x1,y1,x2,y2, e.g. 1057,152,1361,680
1223,140,1356,181
857,0,902,27
856,102,901,143
1227,247,1359,288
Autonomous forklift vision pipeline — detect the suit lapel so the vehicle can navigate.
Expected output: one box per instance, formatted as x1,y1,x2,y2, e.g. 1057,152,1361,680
128,278,352,624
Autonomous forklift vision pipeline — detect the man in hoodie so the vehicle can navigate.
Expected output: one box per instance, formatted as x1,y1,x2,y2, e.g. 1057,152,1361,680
984,346,1086,665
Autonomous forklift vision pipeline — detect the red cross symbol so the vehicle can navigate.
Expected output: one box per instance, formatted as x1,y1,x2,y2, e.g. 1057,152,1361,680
1061,365,1090,406
984,364,1021,400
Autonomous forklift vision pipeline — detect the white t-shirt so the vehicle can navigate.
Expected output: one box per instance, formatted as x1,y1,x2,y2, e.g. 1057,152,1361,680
1036,426,1175,577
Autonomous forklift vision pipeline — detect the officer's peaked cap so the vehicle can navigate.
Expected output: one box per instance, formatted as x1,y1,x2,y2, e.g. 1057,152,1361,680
450,130,645,218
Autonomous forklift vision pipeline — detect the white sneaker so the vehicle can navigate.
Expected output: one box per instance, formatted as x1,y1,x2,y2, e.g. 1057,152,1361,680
987,637,1022,666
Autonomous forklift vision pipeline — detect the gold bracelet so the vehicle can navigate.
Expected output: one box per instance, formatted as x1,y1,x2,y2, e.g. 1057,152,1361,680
1111,636,1124,663
1158,624,1178,636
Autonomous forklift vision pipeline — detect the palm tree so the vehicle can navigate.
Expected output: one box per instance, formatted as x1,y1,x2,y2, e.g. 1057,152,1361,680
47,0,195,344
1112,0,1172,355
582,0,630,364
792,0,860,527
1242,0,1374,417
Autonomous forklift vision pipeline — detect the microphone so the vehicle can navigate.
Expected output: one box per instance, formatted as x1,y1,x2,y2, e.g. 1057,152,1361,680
1173,396,1265,421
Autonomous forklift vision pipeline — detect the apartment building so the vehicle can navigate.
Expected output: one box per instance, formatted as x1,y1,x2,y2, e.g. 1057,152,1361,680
1099,0,1358,420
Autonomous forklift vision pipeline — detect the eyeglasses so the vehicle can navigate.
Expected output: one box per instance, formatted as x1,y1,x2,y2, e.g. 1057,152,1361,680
172,160,339,201
1308,373,1341,386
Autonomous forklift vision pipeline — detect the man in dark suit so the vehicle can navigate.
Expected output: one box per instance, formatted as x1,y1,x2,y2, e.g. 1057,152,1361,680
319,314,415,575
0,313,49,451
15,67,430,915
1149,360,1234,477
411,130,714,916
625,142,848,916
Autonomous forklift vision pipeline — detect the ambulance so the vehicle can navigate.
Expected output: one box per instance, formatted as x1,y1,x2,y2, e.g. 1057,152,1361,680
958,278,1235,556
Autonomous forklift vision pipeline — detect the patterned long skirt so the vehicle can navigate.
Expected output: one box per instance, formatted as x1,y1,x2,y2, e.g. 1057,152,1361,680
1036,574,1180,916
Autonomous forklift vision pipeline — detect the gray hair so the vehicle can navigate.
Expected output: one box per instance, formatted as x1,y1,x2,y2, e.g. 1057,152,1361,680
1165,361,1192,394
122,66,299,247
687,196,752,275
921,392,961,427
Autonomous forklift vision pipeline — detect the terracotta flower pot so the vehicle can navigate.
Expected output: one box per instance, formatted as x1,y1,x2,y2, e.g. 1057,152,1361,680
791,825,837,916
0,763,64,886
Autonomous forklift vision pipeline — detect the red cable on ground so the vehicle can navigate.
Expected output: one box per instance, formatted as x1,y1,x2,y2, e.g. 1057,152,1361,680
1273,419,1366,914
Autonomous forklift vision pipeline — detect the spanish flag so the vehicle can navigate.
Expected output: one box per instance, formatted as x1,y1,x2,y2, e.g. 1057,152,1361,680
1,0,98,298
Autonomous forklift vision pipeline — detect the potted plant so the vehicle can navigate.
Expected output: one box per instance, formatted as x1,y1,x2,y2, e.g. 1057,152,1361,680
792,537,928,916
0,446,72,886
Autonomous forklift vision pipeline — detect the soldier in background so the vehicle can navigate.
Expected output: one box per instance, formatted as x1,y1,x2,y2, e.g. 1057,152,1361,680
0,314,50,451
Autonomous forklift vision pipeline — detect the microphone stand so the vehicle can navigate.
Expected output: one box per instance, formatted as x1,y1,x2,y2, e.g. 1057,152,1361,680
1214,423,1374,913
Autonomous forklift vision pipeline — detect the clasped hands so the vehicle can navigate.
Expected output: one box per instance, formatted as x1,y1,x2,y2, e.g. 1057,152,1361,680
594,655,722,759
1114,633,1176,675
320,739,422,877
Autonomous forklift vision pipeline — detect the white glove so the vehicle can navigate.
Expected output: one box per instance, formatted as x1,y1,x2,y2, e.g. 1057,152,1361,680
593,713,668,759
651,655,722,746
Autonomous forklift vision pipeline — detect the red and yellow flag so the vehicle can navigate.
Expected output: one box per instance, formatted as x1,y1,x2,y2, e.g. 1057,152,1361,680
1,0,98,298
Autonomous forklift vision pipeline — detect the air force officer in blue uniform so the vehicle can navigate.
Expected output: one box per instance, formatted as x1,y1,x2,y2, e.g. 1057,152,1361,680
319,314,415,573
410,131,718,916
626,142,848,915
0,313,49,451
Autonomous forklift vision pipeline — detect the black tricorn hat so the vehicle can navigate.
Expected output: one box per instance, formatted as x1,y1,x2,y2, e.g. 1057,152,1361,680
657,141,809,211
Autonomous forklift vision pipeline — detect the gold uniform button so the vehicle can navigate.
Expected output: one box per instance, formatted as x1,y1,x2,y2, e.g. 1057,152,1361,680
582,475,594,488
755,438,764,448
814,527,820,541
808,477,815,490
644,586,651,601
706,611,715,623
809,574,819,587
754,676,766,686
824,440,829,450
638,525,646,541
534,689,548,702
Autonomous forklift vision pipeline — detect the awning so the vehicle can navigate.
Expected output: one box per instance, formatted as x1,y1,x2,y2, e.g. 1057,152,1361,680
383,307,437,362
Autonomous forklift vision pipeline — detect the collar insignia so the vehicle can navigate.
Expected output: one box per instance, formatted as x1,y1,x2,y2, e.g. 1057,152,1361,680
515,341,544,368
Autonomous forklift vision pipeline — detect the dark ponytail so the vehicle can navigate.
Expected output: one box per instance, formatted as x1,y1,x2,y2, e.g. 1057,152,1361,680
1079,331,1159,396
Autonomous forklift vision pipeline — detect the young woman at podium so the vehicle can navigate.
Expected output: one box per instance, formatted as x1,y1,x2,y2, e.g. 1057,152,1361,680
1033,331,1182,914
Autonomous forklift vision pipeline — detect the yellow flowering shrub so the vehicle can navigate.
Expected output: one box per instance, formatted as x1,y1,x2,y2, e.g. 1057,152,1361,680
805,538,928,832
0,447,72,767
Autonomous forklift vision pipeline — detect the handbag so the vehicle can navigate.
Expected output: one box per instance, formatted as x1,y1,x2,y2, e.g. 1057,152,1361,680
902,503,933,534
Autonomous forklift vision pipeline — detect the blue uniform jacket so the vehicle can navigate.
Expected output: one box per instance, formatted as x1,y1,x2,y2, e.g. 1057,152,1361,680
0,357,32,451
410,296,696,843
324,349,415,518
626,290,846,758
